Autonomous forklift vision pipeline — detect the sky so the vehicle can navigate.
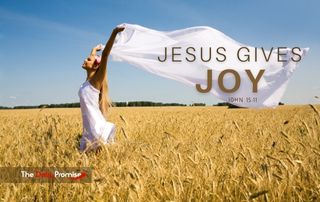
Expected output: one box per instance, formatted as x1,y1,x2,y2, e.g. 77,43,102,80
0,0,319,107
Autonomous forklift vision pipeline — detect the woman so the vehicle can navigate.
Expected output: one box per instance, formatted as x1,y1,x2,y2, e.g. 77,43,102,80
78,26,124,152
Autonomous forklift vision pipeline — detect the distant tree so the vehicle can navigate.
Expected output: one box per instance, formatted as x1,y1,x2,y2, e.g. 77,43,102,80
191,103,206,106
14,105,38,109
0,106,11,109
214,102,242,108
113,102,127,107
39,104,49,108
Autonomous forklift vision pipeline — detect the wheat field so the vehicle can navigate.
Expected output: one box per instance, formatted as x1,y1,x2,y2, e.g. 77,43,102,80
0,105,319,201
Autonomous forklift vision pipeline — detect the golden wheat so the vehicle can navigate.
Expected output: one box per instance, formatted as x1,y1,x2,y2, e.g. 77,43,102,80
0,105,319,201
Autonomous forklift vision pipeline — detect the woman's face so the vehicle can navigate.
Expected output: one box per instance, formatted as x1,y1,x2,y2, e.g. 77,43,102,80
82,55,97,70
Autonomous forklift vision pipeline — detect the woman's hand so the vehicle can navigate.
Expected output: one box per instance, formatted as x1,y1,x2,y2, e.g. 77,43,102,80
93,44,104,51
113,26,125,34
88,44,103,58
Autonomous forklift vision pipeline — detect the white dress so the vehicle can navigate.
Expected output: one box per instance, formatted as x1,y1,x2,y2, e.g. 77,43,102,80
78,80,116,152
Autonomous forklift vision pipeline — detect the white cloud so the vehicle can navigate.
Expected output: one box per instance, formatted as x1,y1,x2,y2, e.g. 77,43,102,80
8,96,16,99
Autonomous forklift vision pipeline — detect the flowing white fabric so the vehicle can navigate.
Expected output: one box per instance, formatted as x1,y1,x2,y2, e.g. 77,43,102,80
110,23,309,108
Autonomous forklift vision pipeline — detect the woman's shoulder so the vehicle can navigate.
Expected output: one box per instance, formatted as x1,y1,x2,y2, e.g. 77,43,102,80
86,79,101,93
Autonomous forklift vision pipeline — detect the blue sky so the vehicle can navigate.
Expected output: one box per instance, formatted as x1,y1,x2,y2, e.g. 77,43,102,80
0,0,319,107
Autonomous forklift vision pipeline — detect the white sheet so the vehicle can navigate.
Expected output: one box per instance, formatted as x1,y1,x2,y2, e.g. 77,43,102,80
110,23,309,108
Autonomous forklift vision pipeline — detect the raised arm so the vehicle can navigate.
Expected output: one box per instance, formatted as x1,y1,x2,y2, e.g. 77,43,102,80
89,46,99,57
90,26,124,90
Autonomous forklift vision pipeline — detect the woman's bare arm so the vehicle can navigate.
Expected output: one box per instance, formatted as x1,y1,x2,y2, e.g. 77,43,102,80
90,27,124,90
87,44,101,61
90,47,98,57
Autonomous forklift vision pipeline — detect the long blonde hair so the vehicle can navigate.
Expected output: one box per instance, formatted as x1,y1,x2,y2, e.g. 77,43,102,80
92,55,113,117
99,75,114,117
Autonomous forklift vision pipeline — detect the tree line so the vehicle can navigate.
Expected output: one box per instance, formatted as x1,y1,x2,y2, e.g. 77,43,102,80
0,101,285,109
0,101,188,109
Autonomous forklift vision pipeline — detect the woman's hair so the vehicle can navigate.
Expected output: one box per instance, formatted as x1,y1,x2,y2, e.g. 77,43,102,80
99,78,114,116
94,55,114,116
